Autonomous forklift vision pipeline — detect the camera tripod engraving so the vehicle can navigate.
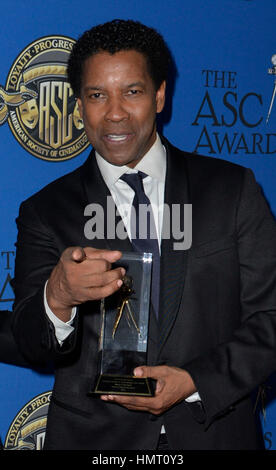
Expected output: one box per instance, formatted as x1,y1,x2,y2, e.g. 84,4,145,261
112,275,141,339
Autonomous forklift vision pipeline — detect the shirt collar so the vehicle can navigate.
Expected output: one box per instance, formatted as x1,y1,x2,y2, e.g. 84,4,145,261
95,133,166,189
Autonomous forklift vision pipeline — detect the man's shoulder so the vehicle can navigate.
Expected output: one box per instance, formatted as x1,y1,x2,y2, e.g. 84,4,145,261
164,137,248,181
21,153,90,208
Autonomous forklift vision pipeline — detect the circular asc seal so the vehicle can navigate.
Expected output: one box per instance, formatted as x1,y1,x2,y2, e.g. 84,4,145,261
0,35,89,161
4,391,52,450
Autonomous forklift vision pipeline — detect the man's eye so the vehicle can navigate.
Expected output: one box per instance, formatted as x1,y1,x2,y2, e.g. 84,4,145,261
128,89,140,95
89,92,103,99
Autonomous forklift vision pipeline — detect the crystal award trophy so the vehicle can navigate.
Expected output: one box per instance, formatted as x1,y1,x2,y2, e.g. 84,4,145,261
91,252,155,396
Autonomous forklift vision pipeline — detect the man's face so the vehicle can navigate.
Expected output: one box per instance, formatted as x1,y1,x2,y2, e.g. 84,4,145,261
77,50,166,167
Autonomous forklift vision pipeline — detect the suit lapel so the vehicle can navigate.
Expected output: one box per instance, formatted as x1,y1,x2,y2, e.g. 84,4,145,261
156,138,191,358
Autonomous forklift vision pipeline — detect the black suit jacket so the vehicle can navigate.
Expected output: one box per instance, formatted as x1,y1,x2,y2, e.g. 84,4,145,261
11,137,276,450
0,310,29,367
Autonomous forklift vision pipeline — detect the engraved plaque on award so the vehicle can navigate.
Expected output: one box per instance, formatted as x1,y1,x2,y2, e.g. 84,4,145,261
91,252,154,396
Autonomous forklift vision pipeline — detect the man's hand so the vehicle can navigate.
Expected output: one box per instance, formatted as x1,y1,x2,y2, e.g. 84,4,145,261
100,365,197,415
46,247,124,322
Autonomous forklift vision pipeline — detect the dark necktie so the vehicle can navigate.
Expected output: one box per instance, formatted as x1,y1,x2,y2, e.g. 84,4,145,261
120,171,160,317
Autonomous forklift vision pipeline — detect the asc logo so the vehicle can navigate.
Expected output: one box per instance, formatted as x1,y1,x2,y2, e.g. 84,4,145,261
0,35,89,161
4,391,52,450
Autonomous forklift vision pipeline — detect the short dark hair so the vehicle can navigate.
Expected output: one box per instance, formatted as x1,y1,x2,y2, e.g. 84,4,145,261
67,19,171,97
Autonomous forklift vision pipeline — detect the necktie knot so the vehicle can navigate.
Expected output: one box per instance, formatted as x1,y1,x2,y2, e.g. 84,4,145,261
120,171,147,195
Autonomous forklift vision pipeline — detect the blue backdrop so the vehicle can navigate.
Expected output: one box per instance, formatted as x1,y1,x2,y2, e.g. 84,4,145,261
0,0,275,450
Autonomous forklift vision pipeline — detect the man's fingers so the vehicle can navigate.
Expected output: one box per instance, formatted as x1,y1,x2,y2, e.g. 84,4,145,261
61,246,86,263
71,247,87,263
62,246,122,266
84,247,122,264
53,247,126,304
90,278,123,300
100,394,162,414
101,394,154,407
85,267,125,288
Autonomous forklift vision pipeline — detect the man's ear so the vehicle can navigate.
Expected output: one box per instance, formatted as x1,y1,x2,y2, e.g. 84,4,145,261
77,98,83,118
156,81,166,114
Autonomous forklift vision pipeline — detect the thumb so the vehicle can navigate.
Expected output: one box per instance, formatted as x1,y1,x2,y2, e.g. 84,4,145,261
134,366,164,394
133,365,149,378
134,365,167,379
71,246,86,263
134,365,159,378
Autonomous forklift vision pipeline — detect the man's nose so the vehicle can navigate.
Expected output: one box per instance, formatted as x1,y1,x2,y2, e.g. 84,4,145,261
104,97,129,122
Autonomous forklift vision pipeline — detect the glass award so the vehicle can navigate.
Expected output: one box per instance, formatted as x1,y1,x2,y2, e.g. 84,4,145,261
91,252,155,396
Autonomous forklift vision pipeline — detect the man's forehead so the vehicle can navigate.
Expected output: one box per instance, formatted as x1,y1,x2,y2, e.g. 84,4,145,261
81,50,153,85
83,49,147,67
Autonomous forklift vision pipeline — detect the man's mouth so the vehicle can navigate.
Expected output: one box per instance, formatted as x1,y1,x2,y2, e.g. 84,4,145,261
104,133,133,143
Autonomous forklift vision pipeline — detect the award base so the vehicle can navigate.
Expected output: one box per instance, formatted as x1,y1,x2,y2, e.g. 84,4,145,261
90,374,156,397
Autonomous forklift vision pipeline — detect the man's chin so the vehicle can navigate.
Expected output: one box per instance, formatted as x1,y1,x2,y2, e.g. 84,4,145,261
100,153,140,168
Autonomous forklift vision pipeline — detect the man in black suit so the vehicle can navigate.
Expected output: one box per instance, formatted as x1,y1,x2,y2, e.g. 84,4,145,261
11,19,276,450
